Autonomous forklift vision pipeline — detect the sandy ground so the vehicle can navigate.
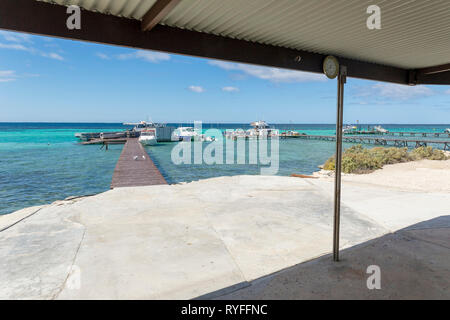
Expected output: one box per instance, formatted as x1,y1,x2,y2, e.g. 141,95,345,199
313,159,450,193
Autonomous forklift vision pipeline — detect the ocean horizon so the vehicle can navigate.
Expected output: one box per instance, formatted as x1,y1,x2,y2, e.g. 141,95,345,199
1,122,449,215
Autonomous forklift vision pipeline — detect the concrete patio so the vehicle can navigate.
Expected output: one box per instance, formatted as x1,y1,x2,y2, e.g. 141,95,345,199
0,175,449,299
214,216,450,299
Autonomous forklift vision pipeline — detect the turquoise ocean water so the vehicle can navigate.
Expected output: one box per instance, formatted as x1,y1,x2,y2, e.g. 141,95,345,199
1,123,448,215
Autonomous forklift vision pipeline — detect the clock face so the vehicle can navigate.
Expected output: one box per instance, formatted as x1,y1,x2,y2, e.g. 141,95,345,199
323,56,339,79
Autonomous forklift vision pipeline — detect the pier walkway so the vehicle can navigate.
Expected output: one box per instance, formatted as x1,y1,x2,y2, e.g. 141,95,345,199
299,135,450,150
378,131,450,138
110,138,167,188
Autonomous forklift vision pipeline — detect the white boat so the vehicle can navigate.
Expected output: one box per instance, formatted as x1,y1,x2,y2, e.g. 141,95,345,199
445,128,450,134
171,127,198,141
100,132,127,139
247,120,278,138
124,121,161,132
225,121,278,139
139,129,157,145
124,121,174,142
374,125,389,134
250,120,270,129
343,125,357,134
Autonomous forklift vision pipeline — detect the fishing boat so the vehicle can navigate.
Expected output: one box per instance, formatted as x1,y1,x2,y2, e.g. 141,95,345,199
343,125,357,134
171,127,198,141
374,125,389,134
247,120,278,138
100,131,127,139
250,120,270,129
139,129,157,146
124,121,161,132
124,121,174,142
280,130,303,138
75,132,101,141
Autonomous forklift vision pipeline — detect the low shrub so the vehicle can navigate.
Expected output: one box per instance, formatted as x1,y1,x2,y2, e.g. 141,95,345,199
410,146,448,160
323,145,448,174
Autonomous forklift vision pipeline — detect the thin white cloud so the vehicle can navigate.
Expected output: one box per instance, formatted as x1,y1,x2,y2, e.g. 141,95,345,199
96,52,110,60
117,50,170,63
208,60,326,83
0,41,64,61
0,70,15,77
0,42,31,51
0,31,32,43
42,52,64,61
188,85,205,93
0,70,40,83
0,70,17,82
370,83,433,100
222,86,239,92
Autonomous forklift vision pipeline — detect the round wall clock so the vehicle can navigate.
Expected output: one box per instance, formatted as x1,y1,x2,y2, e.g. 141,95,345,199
323,56,340,79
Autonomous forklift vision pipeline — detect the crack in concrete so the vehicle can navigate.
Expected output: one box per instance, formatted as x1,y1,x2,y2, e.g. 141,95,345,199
51,227,86,300
0,207,44,233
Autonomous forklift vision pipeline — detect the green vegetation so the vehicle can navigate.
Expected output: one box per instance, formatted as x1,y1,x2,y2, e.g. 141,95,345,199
323,145,448,174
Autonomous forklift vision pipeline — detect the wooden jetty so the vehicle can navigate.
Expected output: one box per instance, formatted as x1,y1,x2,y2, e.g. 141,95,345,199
110,138,167,188
299,135,450,150
347,131,450,138
385,131,450,138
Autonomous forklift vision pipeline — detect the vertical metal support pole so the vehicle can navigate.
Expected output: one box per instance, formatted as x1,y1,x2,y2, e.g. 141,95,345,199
333,66,347,262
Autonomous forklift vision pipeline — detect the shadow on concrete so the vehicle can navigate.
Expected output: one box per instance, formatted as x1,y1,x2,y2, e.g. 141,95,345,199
197,215,450,300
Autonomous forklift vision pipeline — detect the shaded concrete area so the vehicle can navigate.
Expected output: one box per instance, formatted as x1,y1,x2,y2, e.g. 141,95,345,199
0,175,448,299
214,216,450,300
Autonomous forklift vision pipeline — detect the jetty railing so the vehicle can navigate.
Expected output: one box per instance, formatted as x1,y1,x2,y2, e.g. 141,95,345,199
298,134,450,150
345,131,450,138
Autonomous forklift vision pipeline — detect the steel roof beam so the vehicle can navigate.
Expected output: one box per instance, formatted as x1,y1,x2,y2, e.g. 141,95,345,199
141,0,181,32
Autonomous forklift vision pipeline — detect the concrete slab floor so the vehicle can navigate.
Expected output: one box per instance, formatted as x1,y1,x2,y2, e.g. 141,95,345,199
214,216,450,300
0,175,448,299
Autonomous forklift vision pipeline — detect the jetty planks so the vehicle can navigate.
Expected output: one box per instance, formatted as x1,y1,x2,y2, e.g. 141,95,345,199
111,138,167,188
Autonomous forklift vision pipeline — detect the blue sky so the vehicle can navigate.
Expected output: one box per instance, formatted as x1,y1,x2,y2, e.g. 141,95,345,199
0,30,449,124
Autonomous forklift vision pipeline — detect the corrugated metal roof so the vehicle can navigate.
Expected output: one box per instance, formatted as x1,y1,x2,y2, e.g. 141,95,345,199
38,0,450,69
39,0,157,20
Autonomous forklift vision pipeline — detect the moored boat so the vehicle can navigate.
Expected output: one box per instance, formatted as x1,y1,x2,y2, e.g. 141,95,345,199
74,132,101,141
124,121,174,142
171,127,198,141
247,120,278,138
101,132,127,139
139,129,157,145
343,125,357,134
374,125,389,134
